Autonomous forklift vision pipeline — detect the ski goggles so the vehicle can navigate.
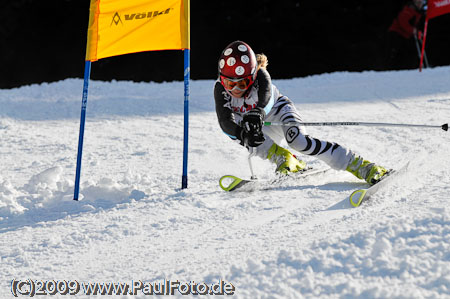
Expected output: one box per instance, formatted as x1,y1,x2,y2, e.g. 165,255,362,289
220,75,254,92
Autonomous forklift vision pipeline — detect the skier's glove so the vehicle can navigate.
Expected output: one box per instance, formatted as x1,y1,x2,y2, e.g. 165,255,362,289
241,129,265,147
243,107,265,133
241,107,266,147
417,30,423,41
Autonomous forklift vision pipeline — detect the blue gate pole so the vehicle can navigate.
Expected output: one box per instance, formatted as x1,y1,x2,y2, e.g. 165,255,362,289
74,60,92,200
182,49,190,189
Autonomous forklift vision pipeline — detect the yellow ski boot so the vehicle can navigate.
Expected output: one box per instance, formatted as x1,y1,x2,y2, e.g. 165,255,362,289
267,144,306,174
346,155,388,185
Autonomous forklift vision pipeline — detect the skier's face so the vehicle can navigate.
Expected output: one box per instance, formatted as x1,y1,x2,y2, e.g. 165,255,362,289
230,89,246,98
413,0,423,9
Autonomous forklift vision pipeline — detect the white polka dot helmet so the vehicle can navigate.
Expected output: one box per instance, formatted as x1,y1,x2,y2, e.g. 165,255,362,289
218,41,257,86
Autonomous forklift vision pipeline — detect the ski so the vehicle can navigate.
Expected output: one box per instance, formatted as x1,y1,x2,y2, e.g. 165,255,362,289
219,167,330,192
349,162,410,207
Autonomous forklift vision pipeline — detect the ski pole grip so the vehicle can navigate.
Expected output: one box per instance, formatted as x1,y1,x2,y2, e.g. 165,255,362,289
443,123,448,131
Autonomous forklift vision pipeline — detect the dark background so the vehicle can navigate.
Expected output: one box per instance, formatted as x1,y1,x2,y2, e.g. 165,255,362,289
1,0,449,89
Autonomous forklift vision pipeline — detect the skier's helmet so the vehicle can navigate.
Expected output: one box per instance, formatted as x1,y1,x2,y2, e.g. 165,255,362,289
218,41,257,92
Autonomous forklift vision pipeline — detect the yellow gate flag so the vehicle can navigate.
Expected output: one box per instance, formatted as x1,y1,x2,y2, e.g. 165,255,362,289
86,0,189,61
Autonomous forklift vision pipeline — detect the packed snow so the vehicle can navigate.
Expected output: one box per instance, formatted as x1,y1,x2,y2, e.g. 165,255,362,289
1,66,449,298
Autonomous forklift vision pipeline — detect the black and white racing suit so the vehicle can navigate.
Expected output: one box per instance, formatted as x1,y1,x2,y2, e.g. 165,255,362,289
213,68,355,170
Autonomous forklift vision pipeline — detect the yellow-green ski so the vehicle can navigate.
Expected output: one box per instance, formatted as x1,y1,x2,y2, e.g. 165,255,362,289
219,175,255,191
219,167,330,192
349,189,368,207
349,162,410,207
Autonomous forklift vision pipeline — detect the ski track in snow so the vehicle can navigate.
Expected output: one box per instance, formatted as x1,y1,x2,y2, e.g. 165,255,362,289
1,67,450,298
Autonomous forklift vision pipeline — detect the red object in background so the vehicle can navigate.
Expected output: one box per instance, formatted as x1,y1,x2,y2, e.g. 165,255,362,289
389,5,423,39
420,0,450,71
427,0,450,20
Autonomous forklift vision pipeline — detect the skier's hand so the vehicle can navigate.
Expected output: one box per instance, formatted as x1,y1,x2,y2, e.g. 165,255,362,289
241,107,266,147
241,129,265,147
242,107,265,134
417,30,423,41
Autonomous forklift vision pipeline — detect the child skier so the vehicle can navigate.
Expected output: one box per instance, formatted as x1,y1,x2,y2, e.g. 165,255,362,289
214,40,388,184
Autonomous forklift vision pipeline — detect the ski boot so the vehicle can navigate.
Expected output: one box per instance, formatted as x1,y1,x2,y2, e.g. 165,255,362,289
267,143,306,174
346,155,388,185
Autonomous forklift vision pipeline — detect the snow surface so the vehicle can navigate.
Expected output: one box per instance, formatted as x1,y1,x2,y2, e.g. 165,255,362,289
1,67,449,298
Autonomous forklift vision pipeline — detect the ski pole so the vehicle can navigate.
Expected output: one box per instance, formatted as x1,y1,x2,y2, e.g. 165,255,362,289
415,32,429,68
264,121,448,131
414,33,423,65
248,149,257,180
